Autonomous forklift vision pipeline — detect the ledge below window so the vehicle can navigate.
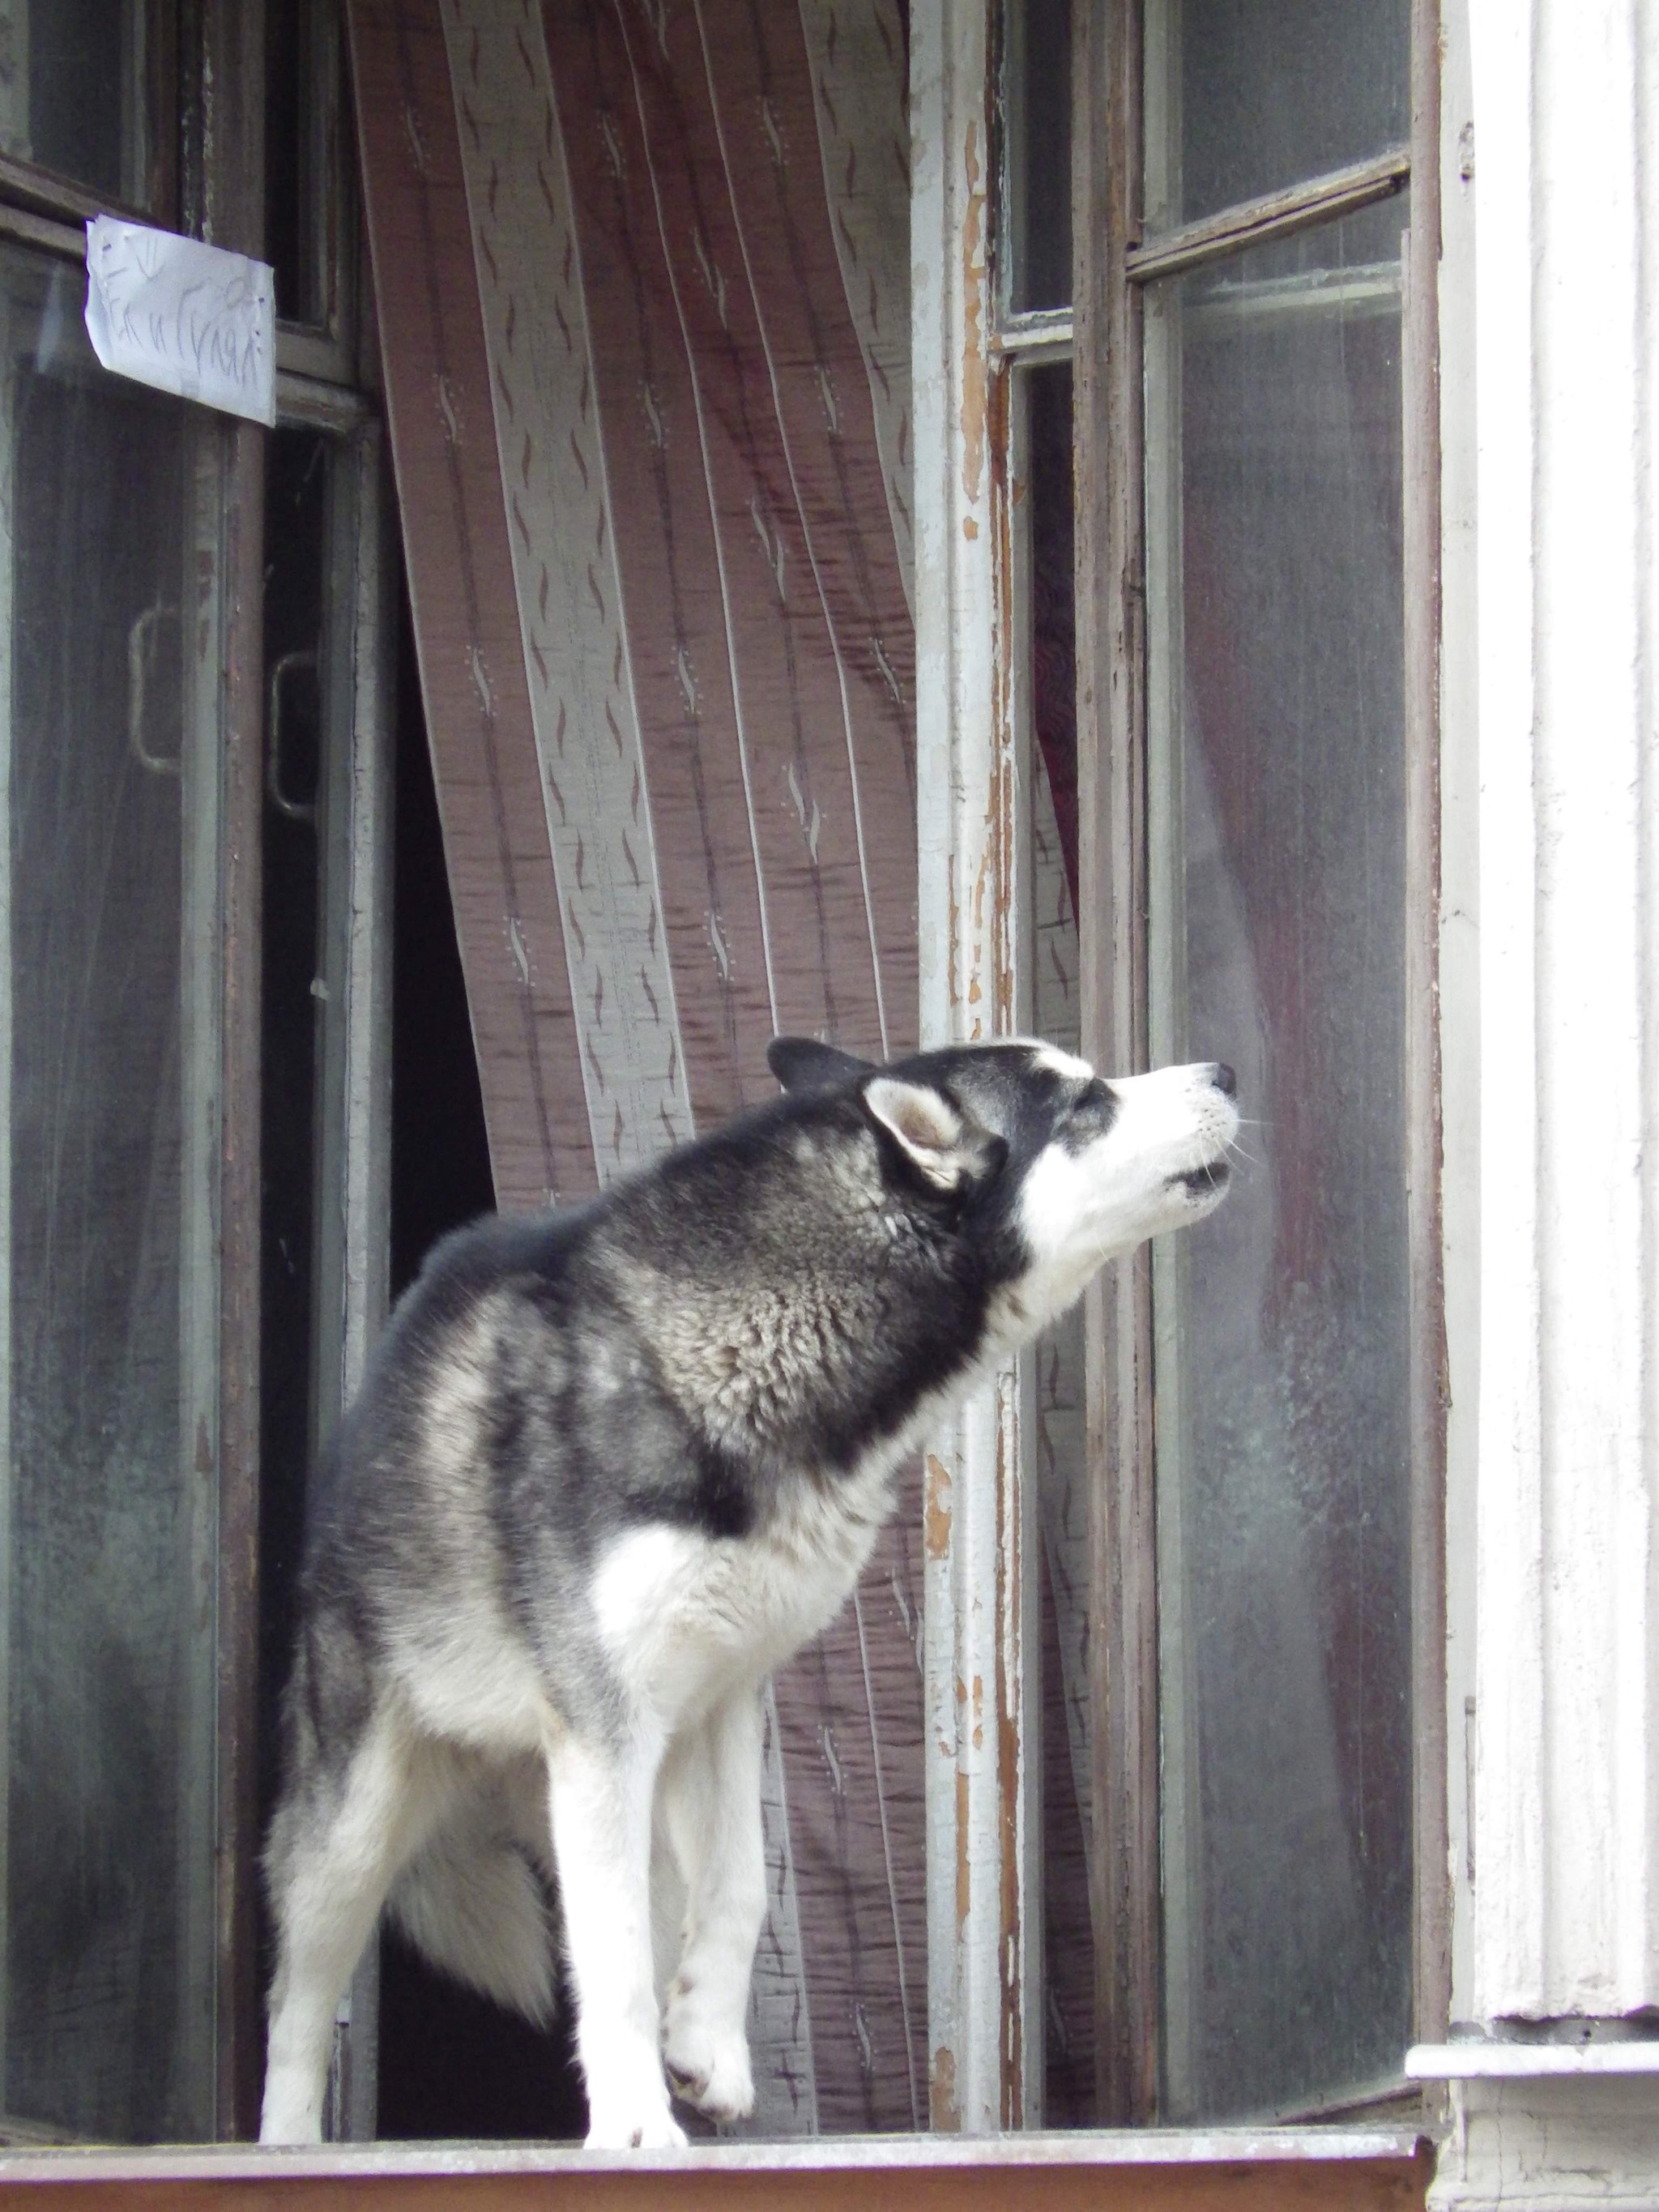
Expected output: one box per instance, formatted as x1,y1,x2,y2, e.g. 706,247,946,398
0,2128,1431,2210
1407,2043,1659,2079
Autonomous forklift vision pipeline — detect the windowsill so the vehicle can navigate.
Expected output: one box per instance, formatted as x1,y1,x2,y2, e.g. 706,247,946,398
1407,2043,1659,2079
0,2126,1434,2207
0,2127,1424,2178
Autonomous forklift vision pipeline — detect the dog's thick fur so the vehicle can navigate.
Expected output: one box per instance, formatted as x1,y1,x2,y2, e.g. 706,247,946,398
260,1037,1236,2146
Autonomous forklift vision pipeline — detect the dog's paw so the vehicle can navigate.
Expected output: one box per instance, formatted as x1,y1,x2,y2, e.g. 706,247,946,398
584,2099,689,2151
662,1985,756,2124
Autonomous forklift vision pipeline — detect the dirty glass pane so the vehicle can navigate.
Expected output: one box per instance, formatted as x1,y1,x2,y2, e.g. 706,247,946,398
1142,0,1408,233
1003,0,1072,315
267,0,341,329
1145,198,1413,2121
0,242,216,2140
0,2,160,211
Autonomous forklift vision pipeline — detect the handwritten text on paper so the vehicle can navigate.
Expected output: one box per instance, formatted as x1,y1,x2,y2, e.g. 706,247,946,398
84,217,276,428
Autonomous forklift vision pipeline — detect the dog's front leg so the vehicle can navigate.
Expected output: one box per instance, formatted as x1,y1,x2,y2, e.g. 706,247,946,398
659,1683,766,2124
547,1724,688,2150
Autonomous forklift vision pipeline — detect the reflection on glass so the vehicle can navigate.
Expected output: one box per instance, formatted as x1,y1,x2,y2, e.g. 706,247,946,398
1,246,215,2139
1145,200,1412,2121
1143,0,1408,231
0,2,159,210
1003,0,1072,314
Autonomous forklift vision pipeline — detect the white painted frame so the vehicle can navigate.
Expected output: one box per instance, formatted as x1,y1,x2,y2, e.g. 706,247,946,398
913,0,1044,2133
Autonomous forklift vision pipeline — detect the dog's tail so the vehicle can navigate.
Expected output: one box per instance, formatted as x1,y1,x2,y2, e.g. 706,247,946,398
386,1796,557,2027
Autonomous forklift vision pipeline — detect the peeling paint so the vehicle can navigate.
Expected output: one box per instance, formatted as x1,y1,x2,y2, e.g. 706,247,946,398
955,1765,971,1934
957,120,986,510
924,1450,953,1558
930,2043,959,2131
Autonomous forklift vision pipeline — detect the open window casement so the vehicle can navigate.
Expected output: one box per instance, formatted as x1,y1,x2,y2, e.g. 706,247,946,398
915,0,1446,2141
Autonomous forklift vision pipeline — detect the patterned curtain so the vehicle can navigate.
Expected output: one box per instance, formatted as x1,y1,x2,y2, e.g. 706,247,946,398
345,0,926,2132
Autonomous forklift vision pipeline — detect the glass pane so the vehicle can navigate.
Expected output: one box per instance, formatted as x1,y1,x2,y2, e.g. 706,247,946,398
1003,0,1072,315
1144,0,1408,232
267,0,339,329
0,2,160,211
1145,199,1413,2122
1,244,216,2140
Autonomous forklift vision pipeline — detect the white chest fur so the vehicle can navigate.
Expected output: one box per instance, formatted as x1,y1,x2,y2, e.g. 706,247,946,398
590,1459,894,1728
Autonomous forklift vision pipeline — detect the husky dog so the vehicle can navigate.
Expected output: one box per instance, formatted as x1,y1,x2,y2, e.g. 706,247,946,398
260,1036,1236,2147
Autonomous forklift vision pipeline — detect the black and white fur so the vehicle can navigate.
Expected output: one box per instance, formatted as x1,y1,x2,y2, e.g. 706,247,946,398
260,1036,1236,2146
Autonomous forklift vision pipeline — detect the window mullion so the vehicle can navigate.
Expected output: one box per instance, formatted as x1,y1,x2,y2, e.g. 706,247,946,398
914,0,1043,2133
195,0,268,2141
1075,0,1159,2130
1124,146,1410,285
1404,0,1451,2069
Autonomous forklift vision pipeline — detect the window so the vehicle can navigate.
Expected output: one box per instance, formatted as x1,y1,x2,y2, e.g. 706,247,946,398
0,0,175,219
982,0,1444,2128
0,0,394,2147
0,0,1441,2184
0,233,219,2145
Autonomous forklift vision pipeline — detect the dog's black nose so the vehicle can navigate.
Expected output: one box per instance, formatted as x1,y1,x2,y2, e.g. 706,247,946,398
1212,1062,1236,1097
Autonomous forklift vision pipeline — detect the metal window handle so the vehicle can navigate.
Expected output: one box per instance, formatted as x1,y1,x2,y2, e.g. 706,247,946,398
127,600,181,777
267,647,320,823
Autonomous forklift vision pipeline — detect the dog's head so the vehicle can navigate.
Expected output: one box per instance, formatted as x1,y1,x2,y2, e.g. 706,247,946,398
769,1035,1237,1334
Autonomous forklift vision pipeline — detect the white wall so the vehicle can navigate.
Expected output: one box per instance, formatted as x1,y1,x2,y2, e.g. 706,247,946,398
1465,0,1659,2027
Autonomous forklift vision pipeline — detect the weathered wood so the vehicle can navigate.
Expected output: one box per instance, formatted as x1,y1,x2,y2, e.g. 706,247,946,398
913,0,1041,2133
0,204,85,262
1124,146,1410,284
195,0,268,2142
1074,0,1158,2129
0,2131,1432,2212
1403,0,1452,2085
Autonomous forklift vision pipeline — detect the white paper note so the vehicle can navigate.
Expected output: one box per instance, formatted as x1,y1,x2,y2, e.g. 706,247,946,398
84,216,276,428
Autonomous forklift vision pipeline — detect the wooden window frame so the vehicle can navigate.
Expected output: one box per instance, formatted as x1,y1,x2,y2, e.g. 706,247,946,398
1073,0,1448,2128
0,0,1438,2191
0,0,394,2150
0,0,267,2145
0,0,181,234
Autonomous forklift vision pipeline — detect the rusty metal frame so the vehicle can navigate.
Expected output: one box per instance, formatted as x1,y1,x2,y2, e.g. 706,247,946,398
1074,0,1448,2131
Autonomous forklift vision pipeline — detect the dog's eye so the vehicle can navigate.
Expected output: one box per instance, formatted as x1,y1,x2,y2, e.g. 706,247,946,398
1068,1078,1118,1136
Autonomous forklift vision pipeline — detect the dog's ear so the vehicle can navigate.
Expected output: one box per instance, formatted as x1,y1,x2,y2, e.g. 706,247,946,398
861,1076,1007,1195
768,1036,873,1093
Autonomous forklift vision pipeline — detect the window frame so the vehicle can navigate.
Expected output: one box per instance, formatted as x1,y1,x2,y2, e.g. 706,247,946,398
0,0,266,2143
1070,0,1449,2125
0,0,181,233
0,0,401,2147
0,0,1442,2181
